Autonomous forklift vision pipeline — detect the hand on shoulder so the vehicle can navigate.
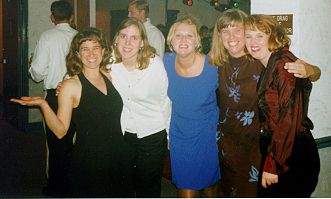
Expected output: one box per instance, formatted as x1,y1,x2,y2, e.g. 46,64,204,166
60,75,80,93
57,75,81,108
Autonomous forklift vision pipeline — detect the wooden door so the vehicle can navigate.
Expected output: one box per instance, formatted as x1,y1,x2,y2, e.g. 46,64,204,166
0,0,3,97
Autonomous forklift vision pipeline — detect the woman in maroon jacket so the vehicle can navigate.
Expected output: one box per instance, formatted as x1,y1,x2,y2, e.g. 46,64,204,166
244,14,320,197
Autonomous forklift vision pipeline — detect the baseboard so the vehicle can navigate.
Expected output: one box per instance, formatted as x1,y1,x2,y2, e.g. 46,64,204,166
315,136,331,149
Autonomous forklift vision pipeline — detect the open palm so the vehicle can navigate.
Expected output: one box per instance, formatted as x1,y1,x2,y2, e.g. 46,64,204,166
10,96,45,107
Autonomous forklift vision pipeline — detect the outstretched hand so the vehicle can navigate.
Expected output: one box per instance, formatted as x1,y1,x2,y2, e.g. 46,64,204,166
10,96,45,107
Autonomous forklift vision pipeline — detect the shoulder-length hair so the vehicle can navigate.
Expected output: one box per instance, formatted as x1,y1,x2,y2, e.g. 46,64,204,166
245,14,291,52
209,9,249,66
66,27,112,76
112,17,155,70
167,14,202,53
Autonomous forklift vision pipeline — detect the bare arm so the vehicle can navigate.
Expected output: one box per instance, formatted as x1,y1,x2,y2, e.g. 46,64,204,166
11,79,79,138
284,59,321,82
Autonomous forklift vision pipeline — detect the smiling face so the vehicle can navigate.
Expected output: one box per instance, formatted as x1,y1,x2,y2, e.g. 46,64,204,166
245,29,271,66
170,23,199,57
77,40,104,70
116,24,143,63
220,23,246,57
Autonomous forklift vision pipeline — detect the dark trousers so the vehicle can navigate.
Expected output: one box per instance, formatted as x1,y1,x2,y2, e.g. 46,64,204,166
124,130,167,197
44,89,75,196
258,130,320,197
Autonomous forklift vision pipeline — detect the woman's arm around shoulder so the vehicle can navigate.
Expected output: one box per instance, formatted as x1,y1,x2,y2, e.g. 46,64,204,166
284,59,321,82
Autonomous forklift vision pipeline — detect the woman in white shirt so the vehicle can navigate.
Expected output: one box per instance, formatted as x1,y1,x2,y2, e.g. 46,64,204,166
110,17,171,197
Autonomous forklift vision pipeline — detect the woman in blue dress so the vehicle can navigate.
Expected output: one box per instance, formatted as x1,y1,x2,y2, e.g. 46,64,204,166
163,15,220,197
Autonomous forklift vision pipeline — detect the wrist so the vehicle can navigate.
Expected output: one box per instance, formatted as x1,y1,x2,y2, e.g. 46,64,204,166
39,99,48,108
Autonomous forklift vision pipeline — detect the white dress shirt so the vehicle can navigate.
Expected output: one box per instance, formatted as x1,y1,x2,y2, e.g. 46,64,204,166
110,56,171,138
144,18,165,59
29,23,77,90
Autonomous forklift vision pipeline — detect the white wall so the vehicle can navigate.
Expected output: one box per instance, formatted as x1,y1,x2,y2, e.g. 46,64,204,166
252,0,331,139
149,0,166,26
298,1,331,139
28,0,54,123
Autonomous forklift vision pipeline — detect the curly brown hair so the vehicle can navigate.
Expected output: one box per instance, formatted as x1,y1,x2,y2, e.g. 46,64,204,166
244,14,291,52
66,27,113,76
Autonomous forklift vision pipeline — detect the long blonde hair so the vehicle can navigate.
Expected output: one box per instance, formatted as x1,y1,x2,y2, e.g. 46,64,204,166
209,9,248,66
112,17,155,70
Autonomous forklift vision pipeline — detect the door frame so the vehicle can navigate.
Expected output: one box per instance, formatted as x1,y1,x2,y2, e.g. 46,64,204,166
2,0,29,130
18,0,29,131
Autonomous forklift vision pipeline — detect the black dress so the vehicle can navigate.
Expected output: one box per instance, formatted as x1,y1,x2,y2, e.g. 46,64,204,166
68,72,134,197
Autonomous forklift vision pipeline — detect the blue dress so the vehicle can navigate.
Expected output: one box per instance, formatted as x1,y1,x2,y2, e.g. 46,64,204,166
163,53,220,190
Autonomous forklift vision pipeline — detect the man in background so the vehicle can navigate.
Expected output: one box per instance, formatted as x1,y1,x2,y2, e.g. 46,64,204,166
128,0,165,58
200,25,211,54
29,0,77,196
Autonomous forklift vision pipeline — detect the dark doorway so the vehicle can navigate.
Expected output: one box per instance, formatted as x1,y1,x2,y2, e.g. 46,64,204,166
1,0,28,130
110,9,128,42
166,9,179,30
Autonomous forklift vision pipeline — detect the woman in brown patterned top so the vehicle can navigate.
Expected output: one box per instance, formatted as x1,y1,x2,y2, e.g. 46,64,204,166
209,9,321,197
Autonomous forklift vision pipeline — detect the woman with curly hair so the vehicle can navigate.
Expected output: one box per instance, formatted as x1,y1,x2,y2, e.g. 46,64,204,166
245,14,320,197
11,28,134,197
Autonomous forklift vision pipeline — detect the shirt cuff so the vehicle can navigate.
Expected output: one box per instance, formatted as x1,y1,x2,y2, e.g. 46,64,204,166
263,153,290,175
263,153,278,174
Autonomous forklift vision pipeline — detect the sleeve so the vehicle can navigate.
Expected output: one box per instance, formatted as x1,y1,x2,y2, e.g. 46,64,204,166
263,57,297,175
29,33,50,82
156,57,171,138
149,29,165,59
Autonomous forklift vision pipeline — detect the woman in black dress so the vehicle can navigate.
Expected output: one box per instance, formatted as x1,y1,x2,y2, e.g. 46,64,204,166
11,28,134,197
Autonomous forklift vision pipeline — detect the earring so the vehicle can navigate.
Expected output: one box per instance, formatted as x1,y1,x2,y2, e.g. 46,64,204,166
109,57,114,63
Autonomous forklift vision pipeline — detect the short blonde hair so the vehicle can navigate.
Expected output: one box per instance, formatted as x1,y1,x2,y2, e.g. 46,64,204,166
245,14,291,52
166,15,202,53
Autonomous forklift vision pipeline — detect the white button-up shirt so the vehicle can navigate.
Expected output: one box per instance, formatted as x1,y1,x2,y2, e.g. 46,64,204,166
144,18,165,59
110,56,171,138
29,23,77,90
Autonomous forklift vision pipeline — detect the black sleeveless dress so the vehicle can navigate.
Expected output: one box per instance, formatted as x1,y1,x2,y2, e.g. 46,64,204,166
68,73,134,197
